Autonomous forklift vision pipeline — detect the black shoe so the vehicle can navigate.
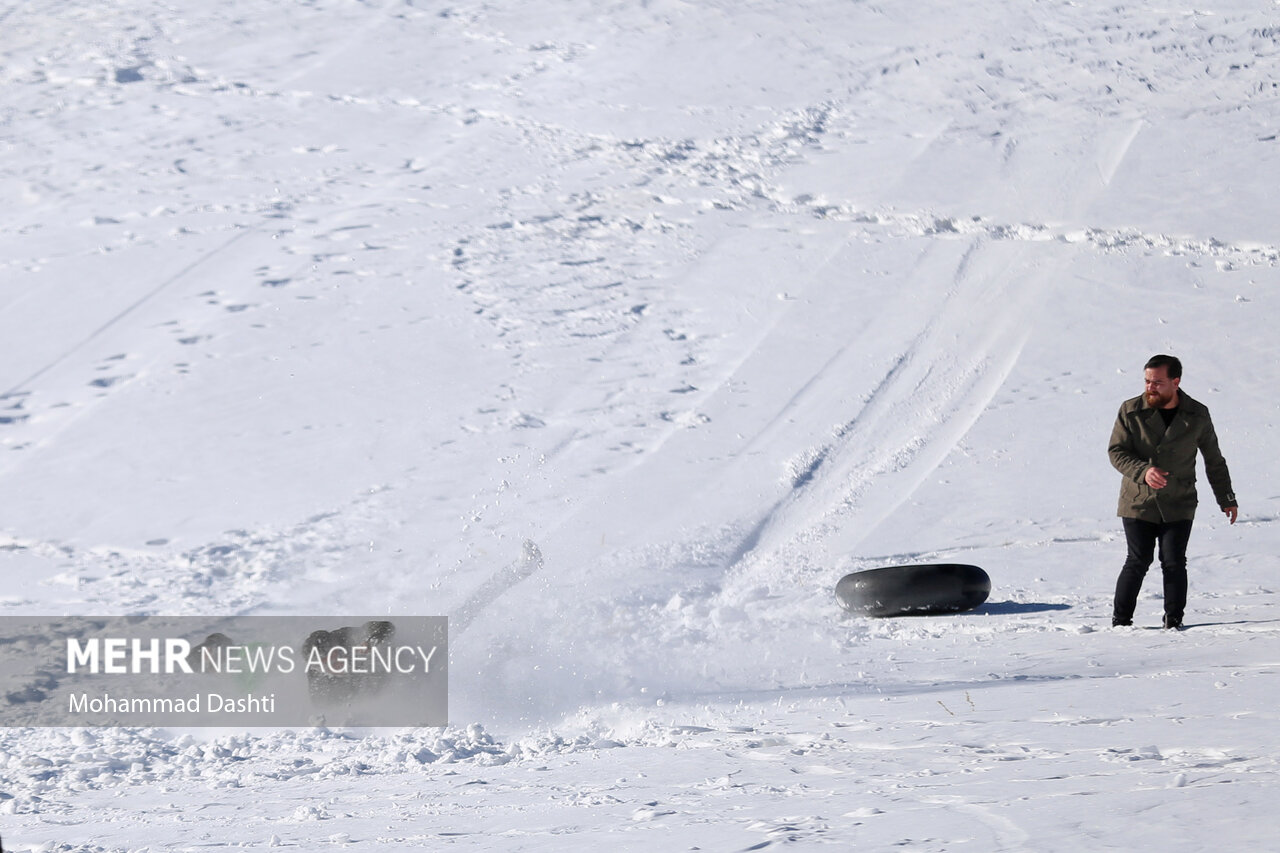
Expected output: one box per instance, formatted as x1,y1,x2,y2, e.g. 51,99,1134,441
1163,615,1183,630
1112,618,1132,627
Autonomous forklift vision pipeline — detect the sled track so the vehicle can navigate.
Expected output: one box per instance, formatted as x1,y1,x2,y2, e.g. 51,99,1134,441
726,236,1044,576
440,234,1049,630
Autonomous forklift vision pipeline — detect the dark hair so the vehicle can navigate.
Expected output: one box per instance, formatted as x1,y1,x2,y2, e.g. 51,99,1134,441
1145,354,1182,378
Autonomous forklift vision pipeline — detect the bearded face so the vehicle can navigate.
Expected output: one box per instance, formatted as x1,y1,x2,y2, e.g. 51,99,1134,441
1143,367,1179,409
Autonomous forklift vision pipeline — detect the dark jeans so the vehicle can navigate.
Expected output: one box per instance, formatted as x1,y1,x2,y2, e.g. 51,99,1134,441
1113,517,1194,625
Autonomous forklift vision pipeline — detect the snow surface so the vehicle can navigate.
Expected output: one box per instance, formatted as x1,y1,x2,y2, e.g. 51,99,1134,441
3,0,1280,848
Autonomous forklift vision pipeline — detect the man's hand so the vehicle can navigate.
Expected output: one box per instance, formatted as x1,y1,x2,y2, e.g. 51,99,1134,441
1224,505,1239,524
1144,466,1168,490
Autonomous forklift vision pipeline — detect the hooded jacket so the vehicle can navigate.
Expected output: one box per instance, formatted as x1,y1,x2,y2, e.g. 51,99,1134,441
1108,390,1236,522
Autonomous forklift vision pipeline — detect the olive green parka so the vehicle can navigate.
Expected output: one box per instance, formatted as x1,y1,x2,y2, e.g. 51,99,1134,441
1108,390,1236,523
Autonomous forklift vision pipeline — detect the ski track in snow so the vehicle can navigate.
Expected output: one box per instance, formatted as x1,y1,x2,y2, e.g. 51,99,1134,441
4,0,1280,848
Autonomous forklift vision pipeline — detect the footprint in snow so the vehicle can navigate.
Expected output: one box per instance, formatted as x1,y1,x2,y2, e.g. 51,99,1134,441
88,375,133,389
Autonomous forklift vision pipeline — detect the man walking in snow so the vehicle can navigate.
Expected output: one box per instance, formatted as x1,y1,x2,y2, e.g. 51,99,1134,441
1108,354,1237,629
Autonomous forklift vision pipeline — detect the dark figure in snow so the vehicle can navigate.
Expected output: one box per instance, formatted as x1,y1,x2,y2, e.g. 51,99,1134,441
302,620,396,705
1108,354,1237,629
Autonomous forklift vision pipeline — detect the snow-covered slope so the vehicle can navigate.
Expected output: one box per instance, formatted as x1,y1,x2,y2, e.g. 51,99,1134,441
3,0,1279,849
